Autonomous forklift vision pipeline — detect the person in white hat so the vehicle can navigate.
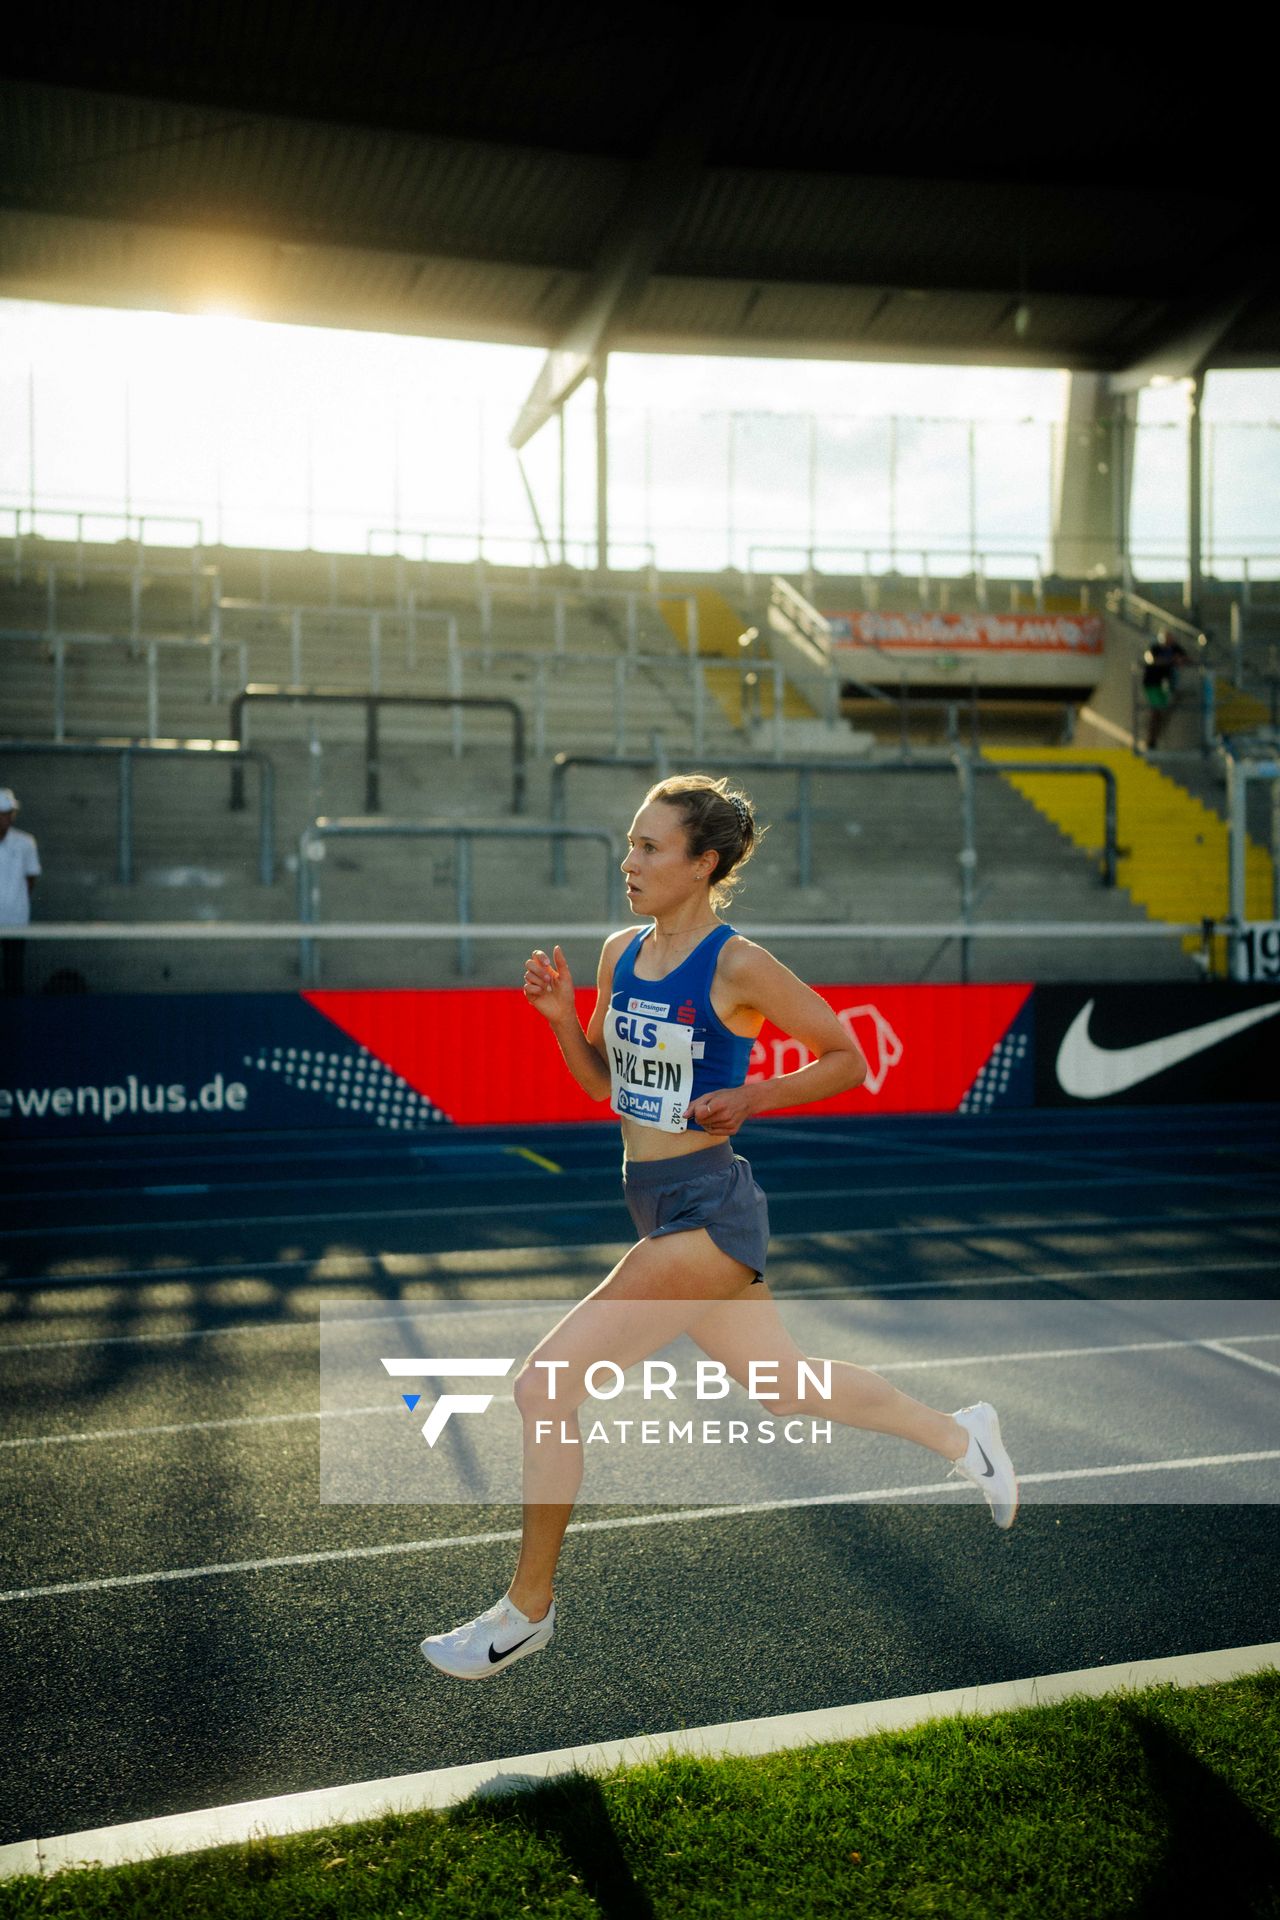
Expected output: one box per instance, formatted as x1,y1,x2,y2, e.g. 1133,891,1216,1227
0,788,41,996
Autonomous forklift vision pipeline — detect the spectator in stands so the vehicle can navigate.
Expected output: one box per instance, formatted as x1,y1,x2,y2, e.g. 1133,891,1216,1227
1141,629,1191,750
0,788,40,996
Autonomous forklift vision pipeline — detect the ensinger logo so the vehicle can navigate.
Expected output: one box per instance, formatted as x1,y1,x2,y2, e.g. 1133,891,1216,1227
382,1356,834,1449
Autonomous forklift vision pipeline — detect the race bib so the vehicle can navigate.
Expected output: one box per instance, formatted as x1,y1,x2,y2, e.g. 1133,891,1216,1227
605,1005,696,1133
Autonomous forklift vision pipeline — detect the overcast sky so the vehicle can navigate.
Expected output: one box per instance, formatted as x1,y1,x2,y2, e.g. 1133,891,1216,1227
1,299,1275,571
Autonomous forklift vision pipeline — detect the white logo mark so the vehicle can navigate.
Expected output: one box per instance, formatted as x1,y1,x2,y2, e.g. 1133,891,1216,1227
838,1005,904,1095
1056,997,1280,1100
381,1358,514,1446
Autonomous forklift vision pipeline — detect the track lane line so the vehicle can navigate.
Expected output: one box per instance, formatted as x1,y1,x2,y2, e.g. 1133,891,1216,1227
4,1450,1278,1604
1201,1341,1280,1381
5,1207,1277,1292
4,1167,1276,1242
2,1256,1279,1354
4,1330,1278,1451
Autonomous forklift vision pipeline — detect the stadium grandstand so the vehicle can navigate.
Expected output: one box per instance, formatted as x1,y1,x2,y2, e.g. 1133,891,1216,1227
1,15,1279,996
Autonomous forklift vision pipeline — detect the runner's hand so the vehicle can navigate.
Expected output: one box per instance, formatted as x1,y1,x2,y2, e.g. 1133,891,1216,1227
523,944,575,1024
687,1085,756,1137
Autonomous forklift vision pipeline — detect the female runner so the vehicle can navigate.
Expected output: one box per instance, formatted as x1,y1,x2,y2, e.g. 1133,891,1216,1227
421,774,1018,1678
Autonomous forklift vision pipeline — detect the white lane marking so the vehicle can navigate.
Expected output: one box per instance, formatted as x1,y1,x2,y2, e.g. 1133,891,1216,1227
869,1333,1280,1373
4,1166,1273,1242
3,1450,1278,1604
2,1253,1278,1356
5,1330,1278,1452
1200,1341,1280,1382
0,1405,393,1450
8,1640,1278,1877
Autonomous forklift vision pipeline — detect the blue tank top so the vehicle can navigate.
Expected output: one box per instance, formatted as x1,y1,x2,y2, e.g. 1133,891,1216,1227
606,923,755,1134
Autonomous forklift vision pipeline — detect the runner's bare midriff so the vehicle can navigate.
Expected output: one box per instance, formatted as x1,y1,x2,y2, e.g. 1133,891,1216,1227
619,1115,726,1164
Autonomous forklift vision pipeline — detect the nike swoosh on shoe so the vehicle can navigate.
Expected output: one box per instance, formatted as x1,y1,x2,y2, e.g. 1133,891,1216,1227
488,1631,540,1664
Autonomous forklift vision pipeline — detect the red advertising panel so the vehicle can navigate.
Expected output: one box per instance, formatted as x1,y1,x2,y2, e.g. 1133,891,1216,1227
825,611,1104,653
306,982,1035,1122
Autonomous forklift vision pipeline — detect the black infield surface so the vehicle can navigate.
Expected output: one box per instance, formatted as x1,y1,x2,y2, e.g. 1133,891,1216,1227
2,1104,1278,1845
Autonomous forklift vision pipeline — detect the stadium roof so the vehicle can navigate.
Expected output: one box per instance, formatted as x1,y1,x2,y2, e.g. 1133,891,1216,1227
2,7,1275,403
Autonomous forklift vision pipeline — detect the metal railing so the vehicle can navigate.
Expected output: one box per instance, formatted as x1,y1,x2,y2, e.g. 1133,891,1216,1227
365,525,658,584
228,686,526,814
1,629,250,741
0,737,275,886
747,544,1047,611
214,599,415,692
474,581,680,651
212,586,684,677
24,557,220,635
764,577,841,726
10,918,1218,994
1107,588,1209,655
1107,589,1280,750
297,817,625,980
1,507,206,578
550,749,1120,940
1226,751,1280,957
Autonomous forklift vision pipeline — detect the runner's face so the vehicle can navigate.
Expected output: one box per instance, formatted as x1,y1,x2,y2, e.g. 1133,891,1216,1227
622,803,711,911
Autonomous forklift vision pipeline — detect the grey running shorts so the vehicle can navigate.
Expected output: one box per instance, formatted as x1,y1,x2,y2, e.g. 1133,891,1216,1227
622,1139,770,1284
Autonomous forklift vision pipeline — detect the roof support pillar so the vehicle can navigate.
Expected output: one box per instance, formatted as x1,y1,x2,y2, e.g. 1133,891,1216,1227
558,405,567,567
595,355,609,576
1052,373,1134,579
1186,372,1204,618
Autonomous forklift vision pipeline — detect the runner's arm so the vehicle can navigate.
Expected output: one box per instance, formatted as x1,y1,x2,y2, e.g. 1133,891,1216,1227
725,942,865,1115
546,932,627,1103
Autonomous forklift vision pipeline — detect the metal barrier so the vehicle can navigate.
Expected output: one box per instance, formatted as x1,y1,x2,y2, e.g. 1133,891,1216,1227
365,526,658,586
214,599,434,691
1226,751,1280,966
444,643,717,759
550,749,1119,975
229,686,526,814
2,508,206,584
747,543,1046,612
10,917,1216,992
0,629,250,741
31,558,219,636
0,737,275,885
297,817,625,980
1109,588,1209,654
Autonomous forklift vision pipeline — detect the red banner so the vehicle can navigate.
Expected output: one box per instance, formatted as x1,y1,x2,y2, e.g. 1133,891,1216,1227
825,611,1104,653
306,982,1034,1122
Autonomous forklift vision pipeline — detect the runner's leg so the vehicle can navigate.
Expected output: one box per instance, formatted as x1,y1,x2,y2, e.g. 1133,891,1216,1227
506,1227,757,1616
685,1285,967,1459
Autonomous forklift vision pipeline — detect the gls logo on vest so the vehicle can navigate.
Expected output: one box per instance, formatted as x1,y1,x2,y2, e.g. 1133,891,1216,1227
616,1014,659,1046
381,1358,514,1446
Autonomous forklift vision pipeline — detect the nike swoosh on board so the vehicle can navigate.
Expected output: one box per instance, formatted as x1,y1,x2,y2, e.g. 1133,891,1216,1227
1056,998,1280,1101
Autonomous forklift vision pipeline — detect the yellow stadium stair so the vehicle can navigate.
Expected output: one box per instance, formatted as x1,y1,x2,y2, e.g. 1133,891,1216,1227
658,587,816,725
1213,678,1271,733
981,745,1275,976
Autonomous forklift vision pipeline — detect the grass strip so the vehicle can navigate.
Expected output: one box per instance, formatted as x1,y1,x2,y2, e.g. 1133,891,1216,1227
3,1674,1278,1918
